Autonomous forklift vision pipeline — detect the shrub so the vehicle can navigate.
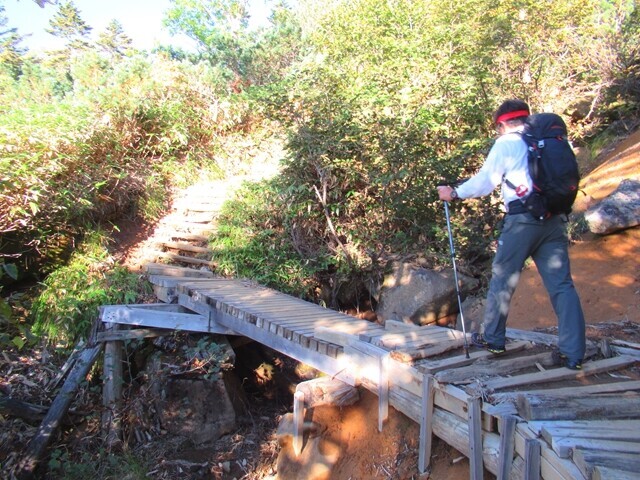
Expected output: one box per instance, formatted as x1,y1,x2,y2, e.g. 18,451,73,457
30,231,149,346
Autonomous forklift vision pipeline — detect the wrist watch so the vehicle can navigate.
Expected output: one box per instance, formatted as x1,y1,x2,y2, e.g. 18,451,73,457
450,188,459,200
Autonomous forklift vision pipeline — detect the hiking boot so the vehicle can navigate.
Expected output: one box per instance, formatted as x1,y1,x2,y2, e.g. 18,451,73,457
470,333,506,354
554,351,583,370
560,354,582,370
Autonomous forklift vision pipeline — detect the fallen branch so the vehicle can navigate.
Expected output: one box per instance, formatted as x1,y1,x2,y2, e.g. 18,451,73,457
15,342,104,480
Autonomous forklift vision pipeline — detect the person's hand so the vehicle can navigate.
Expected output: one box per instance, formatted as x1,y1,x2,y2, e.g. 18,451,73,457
437,185,457,202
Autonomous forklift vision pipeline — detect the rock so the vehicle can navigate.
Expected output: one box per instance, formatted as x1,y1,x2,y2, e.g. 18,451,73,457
584,179,640,235
376,262,478,326
145,344,247,444
152,375,240,444
456,296,485,334
276,416,340,480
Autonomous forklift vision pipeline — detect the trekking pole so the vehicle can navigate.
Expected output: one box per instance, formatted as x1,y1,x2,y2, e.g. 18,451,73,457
443,200,470,359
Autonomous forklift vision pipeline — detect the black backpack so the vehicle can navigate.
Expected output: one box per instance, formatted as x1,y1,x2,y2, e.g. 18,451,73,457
517,113,580,219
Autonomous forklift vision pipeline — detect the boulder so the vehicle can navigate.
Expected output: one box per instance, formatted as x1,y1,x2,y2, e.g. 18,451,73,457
145,337,247,444
153,374,241,444
456,296,485,334
584,179,640,235
376,263,478,326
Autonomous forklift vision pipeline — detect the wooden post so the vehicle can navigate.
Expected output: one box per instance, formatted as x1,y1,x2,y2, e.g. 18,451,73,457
295,377,359,408
497,415,517,480
378,353,389,432
102,323,123,447
418,374,435,474
467,396,483,480
523,438,541,480
293,391,305,456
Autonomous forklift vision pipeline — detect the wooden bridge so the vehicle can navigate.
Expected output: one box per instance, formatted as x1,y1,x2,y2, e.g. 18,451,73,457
99,266,640,480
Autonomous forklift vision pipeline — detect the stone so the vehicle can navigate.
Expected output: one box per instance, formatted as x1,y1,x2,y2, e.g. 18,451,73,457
376,263,478,326
146,347,247,444
585,179,640,235
456,296,485,334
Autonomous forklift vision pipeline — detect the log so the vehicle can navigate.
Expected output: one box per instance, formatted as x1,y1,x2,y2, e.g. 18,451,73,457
295,377,360,408
0,395,48,423
46,340,84,391
15,343,103,479
517,392,640,421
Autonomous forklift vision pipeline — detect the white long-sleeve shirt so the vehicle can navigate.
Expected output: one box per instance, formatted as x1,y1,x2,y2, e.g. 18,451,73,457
456,131,532,211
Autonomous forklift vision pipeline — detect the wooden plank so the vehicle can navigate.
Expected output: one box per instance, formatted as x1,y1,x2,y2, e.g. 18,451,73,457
418,375,435,474
314,327,360,348
102,323,122,447
482,355,636,391
524,419,640,437
468,396,483,480
551,436,640,459
436,351,556,384
160,241,213,254
370,328,460,349
541,424,640,443
147,275,225,288
211,307,357,385
517,392,640,421
514,426,587,480
96,327,172,342
491,379,640,403
384,320,422,331
418,341,529,374
102,304,235,335
498,415,517,480
505,328,560,346
293,391,304,456
524,439,541,480
143,263,215,277
390,338,466,362
592,466,637,480
572,448,640,480
378,354,389,432
430,407,504,478
295,378,359,408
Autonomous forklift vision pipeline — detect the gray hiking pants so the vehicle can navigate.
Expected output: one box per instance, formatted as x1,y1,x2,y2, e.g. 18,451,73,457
482,213,586,362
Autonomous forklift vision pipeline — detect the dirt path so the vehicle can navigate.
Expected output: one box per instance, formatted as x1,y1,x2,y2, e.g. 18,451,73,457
510,130,640,331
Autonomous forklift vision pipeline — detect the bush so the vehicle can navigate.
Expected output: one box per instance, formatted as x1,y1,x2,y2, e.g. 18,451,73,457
30,231,149,346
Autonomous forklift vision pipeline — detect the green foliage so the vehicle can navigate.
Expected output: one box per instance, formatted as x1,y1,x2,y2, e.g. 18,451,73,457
0,52,243,275
210,180,322,298
165,0,253,77
46,0,93,50
181,336,231,379
30,231,149,346
96,20,133,57
48,449,147,480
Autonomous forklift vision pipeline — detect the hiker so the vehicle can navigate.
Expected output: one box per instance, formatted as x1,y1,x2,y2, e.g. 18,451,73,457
436,99,586,370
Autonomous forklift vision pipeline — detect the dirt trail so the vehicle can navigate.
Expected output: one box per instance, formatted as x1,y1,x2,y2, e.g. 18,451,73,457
509,130,640,331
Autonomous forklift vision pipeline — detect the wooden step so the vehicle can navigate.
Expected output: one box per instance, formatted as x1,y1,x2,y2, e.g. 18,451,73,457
160,241,213,254
143,263,214,278
155,251,216,268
